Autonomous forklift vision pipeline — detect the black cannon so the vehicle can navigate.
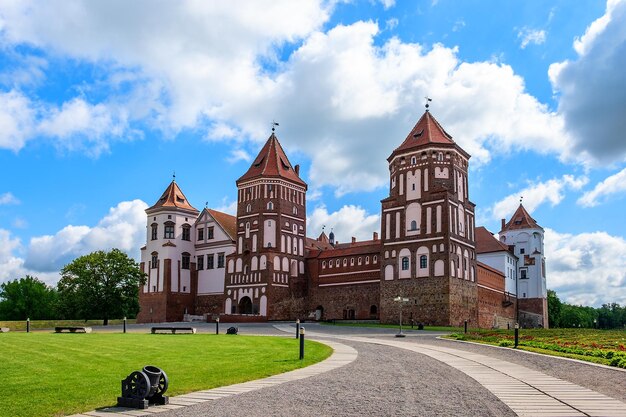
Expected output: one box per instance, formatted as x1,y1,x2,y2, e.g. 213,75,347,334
226,326,238,335
117,365,169,409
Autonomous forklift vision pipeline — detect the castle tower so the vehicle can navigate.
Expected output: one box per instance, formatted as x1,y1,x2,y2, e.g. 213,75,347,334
224,132,307,319
500,203,548,327
137,179,199,323
379,110,478,326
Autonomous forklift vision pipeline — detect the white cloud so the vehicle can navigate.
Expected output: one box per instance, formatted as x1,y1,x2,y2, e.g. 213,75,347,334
545,227,626,306
0,90,35,151
0,229,25,283
378,0,395,10
452,19,466,32
549,0,626,164
385,18,399,31
227,149,252,164
23,199,148,273
0,3,578,194
214,198,237,215
517,28,546,49
578,167,626,207
492,175,588,220
0,192,20,205
307,204,380,243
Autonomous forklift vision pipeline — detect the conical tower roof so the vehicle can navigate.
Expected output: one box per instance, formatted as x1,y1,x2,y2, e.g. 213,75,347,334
237,133,306,187
500,204,542,232
389,111,468,160
147,180,199,213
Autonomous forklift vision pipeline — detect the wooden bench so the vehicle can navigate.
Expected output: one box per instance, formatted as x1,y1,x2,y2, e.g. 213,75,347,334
0,327,9,333
55,326,92,333
151,326,196,334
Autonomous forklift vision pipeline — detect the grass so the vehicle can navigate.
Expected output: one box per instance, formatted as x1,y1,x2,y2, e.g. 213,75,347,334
320,321,462,332
0,319,136,331
0,332,332,417
447,328,626,368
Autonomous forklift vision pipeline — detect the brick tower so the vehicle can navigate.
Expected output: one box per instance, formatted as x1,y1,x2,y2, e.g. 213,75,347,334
224,131,308,319
379,109,478,326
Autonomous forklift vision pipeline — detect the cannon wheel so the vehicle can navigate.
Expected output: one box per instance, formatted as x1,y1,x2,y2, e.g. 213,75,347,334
128,371,151,399
157,369,169,394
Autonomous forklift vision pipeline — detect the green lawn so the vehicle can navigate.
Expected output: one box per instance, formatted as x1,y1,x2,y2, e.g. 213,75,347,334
0,333,332,417
320,321,462,332
0,319,136,331
447,328,626,368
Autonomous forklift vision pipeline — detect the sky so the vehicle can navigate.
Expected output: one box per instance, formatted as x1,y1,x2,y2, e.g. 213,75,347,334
1,0,625,307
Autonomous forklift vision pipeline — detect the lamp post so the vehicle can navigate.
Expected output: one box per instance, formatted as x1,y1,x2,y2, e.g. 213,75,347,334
216,317,220,335
394,296,409,338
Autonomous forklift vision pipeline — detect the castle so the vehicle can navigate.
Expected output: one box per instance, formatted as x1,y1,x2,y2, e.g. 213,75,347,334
137,110,548,328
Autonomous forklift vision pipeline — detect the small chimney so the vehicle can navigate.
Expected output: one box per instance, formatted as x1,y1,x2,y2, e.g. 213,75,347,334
295,164,300,175
501,219,506,230
373,232,379,241
351,237,356,244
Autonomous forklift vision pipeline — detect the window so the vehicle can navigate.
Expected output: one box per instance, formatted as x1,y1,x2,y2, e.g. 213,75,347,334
151,253,158,269
350,258,354,266
267,201,274,210
373,255,377,263
322,261,326,269
520,248,525,254
182,225,191,241
164,222,175,239
246,204,251,213
437,152,443,161
182,253,190,270
410,220,417,230
197,254,204,270
401,257,409,271
343,259,347,266
520,269,527,279
293,206,298,215
411,156,416,164
208,226,214,240
365,256,370,265
197,228,204,241
412,183,416,191
151,224,158,240
358,257,362,265
217,253,225,268
207,254,215,269
336,259,340,267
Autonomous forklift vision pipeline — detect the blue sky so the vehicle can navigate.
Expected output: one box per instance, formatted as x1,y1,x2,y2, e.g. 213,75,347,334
1,0,625,307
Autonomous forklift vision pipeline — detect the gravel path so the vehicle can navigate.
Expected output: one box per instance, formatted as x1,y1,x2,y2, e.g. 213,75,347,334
414,336,626,403
156,339,515,417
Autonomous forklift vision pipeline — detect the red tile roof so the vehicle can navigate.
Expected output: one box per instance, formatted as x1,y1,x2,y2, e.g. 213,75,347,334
207,209,237,241
237,133,306,187
475,226,511,254
147,180,199,213
501,204,542,232
389,111,464,160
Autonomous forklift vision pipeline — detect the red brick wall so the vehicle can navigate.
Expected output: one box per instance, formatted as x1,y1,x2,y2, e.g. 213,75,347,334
519,297,548,328
308,282,380,320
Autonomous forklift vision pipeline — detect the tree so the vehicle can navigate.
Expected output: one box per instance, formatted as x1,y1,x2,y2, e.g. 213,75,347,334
0,276,58,320
547,289,562,328
57,249,146,325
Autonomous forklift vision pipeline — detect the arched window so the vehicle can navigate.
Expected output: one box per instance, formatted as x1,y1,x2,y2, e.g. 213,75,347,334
293,206,298,215
401,257,409,271
373,255,378,263
164,221,175,239
322,261,326,269
437,152,443,161
181,224,191,241
411,156,416,164
181,252,190,270
410,220,417,230
267,201,274,210
343,259,347,266
151,224,158,240
420,255,427,269
151,252,158,269
246,204,251,213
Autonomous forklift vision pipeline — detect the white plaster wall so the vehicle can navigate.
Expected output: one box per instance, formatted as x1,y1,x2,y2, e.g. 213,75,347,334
405,202,421,236
416,246,429,277
434,260,444,276
385,264,394,280
264,219,276,248
406,169,421,200
398,248,411,279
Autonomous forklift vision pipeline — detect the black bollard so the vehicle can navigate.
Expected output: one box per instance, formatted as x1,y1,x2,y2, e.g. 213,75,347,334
299,327,305,360
296,319,300,339
514,323,519,348
216,318,220,335
464,320,468,334
27,318,30,333
123,316,127,334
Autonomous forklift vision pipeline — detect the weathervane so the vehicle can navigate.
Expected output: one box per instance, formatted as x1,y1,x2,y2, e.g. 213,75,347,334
425,96,432,111
520,196,524,204
205,201,208,209
271,120,279,133
173,171,176,182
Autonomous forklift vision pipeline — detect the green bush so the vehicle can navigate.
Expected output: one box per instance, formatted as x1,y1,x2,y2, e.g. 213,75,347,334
498,339,514,347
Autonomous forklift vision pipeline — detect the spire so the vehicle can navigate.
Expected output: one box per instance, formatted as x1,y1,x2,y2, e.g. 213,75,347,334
237,133,306,187
500,203,542,232
329,228,335,246
147,179,199,213
389,110,468,161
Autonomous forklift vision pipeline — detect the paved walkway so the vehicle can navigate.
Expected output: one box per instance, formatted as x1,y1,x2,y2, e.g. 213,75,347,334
70,323,626,417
